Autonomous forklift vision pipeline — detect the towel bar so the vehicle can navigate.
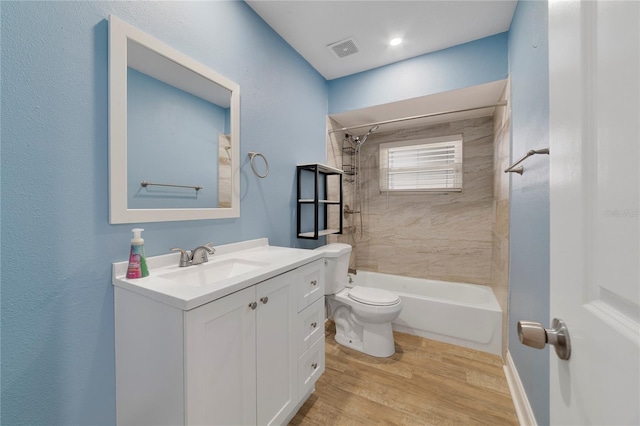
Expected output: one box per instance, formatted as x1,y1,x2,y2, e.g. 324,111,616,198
505,148,549,175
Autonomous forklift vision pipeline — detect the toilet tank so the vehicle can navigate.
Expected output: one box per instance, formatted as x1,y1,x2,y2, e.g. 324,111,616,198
314,243,352,295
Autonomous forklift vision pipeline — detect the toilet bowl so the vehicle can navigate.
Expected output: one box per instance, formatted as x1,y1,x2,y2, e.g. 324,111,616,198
315,243,402,357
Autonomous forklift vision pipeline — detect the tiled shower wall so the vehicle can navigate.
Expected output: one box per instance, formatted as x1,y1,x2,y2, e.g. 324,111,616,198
491,84,511,357
328,116,495,285
218,134,232,208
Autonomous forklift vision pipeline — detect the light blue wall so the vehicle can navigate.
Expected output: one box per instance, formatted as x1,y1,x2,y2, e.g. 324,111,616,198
507,1,550,424
127,69,225,209
328,32,509,114
0,1,327,424
2,1,551,424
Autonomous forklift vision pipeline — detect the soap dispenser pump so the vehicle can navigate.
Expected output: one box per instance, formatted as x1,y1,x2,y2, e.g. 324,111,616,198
126,228,149,278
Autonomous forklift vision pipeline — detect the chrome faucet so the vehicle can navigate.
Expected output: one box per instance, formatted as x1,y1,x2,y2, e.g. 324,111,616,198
171,242,215,267
191,243,216,265
170,247,191,267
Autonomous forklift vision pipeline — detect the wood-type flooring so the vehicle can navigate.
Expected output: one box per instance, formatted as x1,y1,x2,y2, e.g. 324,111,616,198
289,322,519,425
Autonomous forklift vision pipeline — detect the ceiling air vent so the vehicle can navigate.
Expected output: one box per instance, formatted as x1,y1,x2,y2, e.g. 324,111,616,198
327,37,360,59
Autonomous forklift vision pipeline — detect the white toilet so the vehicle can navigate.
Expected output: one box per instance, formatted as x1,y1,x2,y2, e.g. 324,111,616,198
315,243,402,357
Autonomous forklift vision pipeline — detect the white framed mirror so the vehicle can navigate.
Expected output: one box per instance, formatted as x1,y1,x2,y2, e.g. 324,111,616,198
108,15,240,224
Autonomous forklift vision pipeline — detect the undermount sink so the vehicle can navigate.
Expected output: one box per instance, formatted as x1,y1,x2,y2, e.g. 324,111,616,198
159,258,270,287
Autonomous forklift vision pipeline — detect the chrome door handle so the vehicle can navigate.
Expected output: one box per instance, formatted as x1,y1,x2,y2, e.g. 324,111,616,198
249,302,257,310
260,296,268,304
517,318,571,360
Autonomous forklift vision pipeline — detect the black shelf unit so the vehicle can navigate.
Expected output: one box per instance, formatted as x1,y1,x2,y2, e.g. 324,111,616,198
296,163,344,239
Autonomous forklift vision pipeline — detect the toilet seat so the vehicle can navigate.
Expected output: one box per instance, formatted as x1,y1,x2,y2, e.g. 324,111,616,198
347,286,400,306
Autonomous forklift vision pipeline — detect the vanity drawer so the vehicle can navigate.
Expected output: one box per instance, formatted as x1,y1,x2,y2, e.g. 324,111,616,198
298,297,325,354
297,335,325,400
297,259,325,312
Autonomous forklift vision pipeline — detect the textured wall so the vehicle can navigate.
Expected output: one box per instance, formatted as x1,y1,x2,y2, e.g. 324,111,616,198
330,117,495,285
507,1,551,424
328,33,508,114
491,82,511,357
0,2,327,424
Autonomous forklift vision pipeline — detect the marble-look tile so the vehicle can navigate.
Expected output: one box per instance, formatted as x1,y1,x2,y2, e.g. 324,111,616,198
372,123,452,144
465,137,494,159
326,113,510,327
431,200,493,232
495,200,510,236
489,85,511,357
427,251,492,284
218,134,232,208
453,117,493,140
325,117,498,284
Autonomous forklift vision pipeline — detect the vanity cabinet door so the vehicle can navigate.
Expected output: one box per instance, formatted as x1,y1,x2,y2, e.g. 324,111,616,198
184,285,257,426
256,273,298,426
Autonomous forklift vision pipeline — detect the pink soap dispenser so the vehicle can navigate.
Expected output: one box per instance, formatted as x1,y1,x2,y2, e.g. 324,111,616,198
126,228,149,278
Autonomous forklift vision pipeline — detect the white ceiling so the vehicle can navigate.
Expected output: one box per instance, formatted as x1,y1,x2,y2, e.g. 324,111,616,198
246,0,517,81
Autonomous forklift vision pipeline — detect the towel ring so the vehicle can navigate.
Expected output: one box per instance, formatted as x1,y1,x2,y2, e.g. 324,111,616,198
248,152,269,178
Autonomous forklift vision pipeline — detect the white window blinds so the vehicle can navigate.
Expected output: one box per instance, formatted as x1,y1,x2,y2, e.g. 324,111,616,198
379,135,463,192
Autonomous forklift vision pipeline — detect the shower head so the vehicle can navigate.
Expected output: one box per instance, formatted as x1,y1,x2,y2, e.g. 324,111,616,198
355,125,379,146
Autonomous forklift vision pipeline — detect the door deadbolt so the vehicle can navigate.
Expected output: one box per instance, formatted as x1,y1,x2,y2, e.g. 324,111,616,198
517,318,571,360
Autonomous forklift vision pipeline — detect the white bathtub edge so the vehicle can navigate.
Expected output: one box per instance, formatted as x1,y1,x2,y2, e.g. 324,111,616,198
392,323,502,356
504,351,538,426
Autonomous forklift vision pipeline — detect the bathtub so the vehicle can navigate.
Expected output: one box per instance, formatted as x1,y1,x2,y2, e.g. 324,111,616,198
349,271,502,356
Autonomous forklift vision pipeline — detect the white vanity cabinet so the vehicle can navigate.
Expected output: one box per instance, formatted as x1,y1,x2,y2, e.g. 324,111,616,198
183,285,257,425
184,272,296,426
114,250,325,426
294,260,326,399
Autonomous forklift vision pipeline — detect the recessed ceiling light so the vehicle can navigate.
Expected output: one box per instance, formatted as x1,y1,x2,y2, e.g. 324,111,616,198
389,37,402,46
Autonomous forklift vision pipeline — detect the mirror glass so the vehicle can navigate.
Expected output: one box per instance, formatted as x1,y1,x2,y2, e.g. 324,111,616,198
109,15,240,223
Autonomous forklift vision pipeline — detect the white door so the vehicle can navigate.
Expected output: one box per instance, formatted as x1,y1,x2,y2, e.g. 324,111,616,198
256,273,297,426
549,1,639,424
184,286,257,425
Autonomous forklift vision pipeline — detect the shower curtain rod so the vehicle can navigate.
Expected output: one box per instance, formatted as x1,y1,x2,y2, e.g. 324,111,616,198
329,101,508,134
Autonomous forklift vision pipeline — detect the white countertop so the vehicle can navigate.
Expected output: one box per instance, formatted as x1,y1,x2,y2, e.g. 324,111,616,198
112,238,324,310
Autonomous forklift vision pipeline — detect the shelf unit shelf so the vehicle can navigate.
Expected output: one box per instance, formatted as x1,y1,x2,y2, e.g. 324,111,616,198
296,163,343,240
298,199,341,204
298,229,340,238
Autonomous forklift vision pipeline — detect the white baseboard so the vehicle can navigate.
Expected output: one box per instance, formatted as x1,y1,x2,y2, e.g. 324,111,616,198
504,351,537,426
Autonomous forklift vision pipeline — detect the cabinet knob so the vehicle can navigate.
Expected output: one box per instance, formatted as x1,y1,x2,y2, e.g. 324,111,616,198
249,302,257,310
311,322,317,328
311,280,317,286
260,296,269,304
311,362,318,370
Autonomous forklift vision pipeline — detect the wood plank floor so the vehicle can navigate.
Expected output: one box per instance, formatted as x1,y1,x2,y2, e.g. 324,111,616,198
290,322,519,425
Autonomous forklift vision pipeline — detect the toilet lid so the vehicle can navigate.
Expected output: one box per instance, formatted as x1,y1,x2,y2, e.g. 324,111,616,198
348,286,400,306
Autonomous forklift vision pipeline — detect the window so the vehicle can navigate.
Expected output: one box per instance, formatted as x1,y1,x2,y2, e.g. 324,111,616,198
379,135,463,192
